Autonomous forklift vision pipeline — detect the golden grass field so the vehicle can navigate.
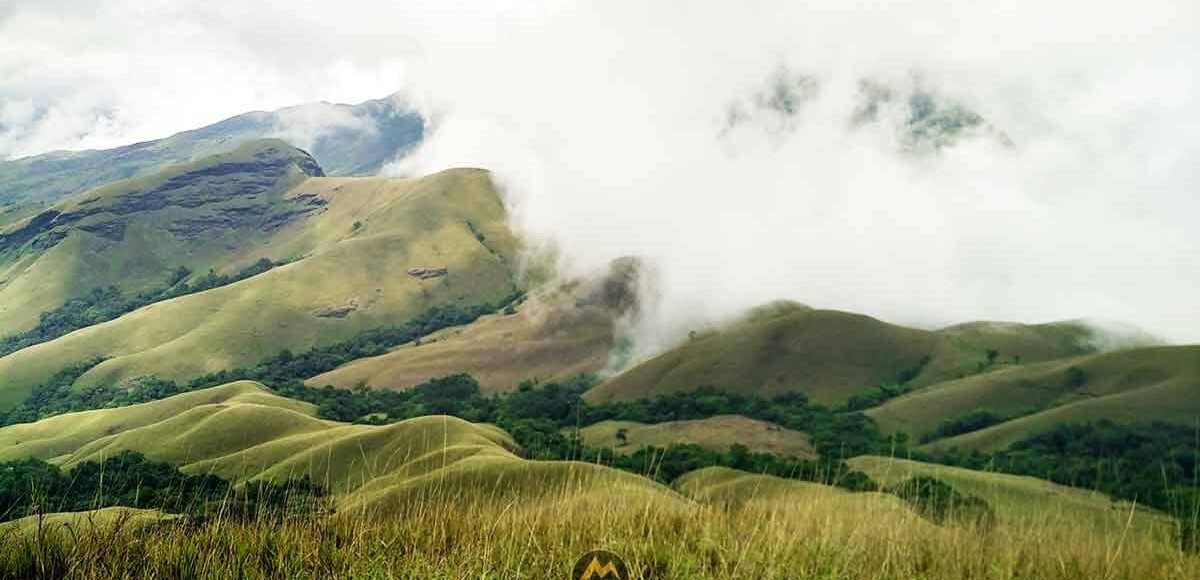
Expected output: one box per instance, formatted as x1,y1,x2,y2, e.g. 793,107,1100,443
579,415,817,459
307,258,638,393
2,468,1196,580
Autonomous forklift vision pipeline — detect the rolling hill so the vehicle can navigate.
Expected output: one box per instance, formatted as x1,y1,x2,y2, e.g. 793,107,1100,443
307,257,642,393
579,415,816,458
0,139,325,334
866,345,1200,451
585,302,1103,406
0,155,520,409
0,94,423,205
0,381,675,514
846,456,1169,532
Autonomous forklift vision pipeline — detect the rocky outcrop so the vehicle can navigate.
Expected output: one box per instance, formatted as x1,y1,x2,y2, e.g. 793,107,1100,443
0,141,325,253
313,298,360,319
407,267,448,280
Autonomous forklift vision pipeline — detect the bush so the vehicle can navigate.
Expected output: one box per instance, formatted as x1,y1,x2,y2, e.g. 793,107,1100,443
886,476,995,528
921,409,1006,443
0,453,327,523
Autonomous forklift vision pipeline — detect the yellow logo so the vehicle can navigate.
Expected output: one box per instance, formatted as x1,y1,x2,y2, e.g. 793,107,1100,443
572,550,629,580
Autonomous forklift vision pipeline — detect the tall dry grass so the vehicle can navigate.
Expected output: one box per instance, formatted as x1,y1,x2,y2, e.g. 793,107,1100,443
1,480,1195,580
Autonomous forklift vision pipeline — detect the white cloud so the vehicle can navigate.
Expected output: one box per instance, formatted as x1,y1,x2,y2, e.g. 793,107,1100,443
4,0,1198,350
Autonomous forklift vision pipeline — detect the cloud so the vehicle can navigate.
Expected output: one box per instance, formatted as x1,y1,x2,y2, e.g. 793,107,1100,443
388,0,1200,350
0,0,412,158
4,0,1198,352
269,101,379,152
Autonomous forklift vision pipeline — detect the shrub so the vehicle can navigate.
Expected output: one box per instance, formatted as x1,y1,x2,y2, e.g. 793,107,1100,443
886,476,995,528
921,410,1005,443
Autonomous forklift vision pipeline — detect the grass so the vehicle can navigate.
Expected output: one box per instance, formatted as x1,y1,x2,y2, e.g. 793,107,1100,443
0,382,519,496
307,261,631,393
0,471,1195,579
0,166,520,409
867,345,1200,450
307,278,619,393
579,415,816,459
0,140,320,337
0,383,1195,578
585,302,1098,406
847,456,1171,533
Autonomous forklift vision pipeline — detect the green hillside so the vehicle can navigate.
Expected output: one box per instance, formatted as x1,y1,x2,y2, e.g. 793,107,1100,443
307,258,642,393
0,165,520,409
0,507,175,536
867,345,1200,449
580,415,816,459
0,381,673,514
0,139,324,335
847,456,1170,532
0,382,1193,579
0,94,422,205
586,302,1099,406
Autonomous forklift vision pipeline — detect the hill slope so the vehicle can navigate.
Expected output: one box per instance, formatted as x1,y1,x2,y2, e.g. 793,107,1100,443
587,302,1100,406
846,456,1168,532
865,345,1200,451
579,415,816,458
0,382,674,514
307,258,642,393
0,94,422,205
0,166,520,408
0,139,324,334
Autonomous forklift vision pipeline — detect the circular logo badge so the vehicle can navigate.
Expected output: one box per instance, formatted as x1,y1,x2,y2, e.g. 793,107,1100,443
572,550,630,580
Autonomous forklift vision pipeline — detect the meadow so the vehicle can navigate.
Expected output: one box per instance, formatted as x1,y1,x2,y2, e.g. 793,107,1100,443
2,474,1196,580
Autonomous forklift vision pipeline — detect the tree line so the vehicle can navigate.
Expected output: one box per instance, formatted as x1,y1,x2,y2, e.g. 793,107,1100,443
0,452,327,524
0,258,286,358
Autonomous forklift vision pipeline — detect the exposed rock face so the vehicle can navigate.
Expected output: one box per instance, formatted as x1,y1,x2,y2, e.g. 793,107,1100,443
313,298,360,319
407,267,448,280
0,141,325,255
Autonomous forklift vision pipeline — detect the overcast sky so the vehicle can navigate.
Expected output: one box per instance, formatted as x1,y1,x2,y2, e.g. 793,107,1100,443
2,0,1197,347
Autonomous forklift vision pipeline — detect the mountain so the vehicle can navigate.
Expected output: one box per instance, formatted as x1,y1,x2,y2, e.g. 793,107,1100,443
584,302,1101,406
0,140,323,335
0,94,422,205
868,345,1200,451
306,257,642,392
0,153,519,408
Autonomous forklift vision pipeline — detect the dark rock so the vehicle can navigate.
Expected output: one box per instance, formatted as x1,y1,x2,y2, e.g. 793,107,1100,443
312,298,359,318
407,267,448,280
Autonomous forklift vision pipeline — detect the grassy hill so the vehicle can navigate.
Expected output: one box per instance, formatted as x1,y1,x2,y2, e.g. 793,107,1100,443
0,163,520,409
867,345,1200,450
307,258,642,393
586,302,1100,406
847,456,1170,532
579,415,816,459
0,384,1194,579
0,381,673,514
0,94,422,205
0,507,175,536
0,139,324,335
